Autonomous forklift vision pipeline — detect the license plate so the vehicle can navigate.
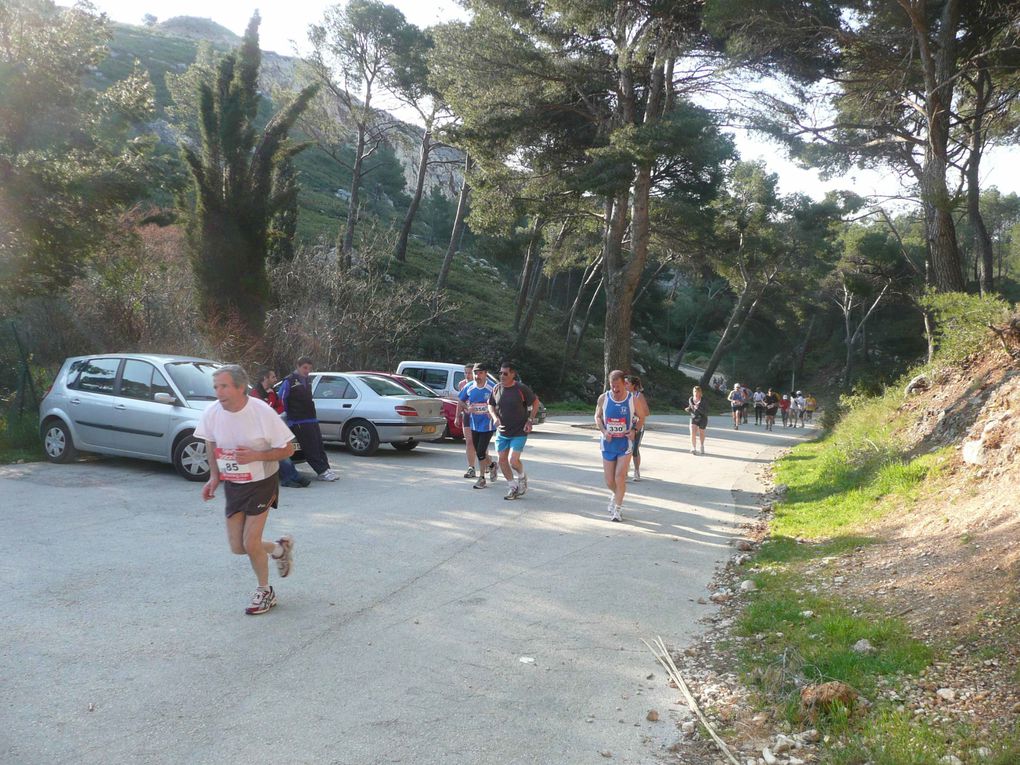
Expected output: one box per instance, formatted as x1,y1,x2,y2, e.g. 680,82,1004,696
422,425,436,434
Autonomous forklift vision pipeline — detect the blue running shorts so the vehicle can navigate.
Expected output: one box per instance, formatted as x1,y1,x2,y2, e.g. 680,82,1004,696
496,434,528,453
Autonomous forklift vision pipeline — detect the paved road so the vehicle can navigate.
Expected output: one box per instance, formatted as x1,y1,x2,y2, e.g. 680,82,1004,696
2,415,812,765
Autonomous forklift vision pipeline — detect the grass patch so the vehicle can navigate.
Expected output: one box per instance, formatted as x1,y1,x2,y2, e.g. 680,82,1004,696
0,413,44,464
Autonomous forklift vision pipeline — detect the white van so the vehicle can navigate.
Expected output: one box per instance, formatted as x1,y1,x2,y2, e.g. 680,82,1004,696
395,360,547,424
395,361,471,398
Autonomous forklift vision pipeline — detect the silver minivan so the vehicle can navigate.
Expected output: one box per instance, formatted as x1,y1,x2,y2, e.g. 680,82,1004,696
39,354,221,481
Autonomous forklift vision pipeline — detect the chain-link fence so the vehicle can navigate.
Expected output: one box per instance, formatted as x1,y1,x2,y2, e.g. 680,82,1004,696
1,320,40,421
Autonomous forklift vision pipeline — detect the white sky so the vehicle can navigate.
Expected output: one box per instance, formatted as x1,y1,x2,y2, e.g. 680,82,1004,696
89,0,1019,202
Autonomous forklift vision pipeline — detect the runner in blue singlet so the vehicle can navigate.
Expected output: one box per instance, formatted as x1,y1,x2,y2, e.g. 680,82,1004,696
458,364,498,489
595,370,639,522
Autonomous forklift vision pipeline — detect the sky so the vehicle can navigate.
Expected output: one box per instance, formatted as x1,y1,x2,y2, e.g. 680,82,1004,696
88,0,1018,204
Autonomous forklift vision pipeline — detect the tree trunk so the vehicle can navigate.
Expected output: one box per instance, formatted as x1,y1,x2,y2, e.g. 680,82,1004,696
913,0,965,293
341,122,367,264
393,128,432,263
602,190,634,383
436,154,471,294
514,264,545,352
967,65,995,295
699,283,751,390
514,216,544,331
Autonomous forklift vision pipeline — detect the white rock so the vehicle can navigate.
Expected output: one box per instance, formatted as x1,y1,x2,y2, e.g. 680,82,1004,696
936,688,956,702
940,756,963,765
833,576,846,584
740,580,758,592
681,721,697,735
762,747,778,765
974,747,992,759
962,440,985,465
852,639,876,654
800,610,815,619
773,734,796,754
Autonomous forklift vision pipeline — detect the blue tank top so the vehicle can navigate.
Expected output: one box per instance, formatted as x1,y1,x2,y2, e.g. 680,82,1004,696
458,381,496,432
601,390,633,453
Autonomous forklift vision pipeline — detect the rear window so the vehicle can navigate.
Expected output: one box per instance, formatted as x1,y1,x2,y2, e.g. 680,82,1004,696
393,376,437,398
165,361,220,401
356,375,414,397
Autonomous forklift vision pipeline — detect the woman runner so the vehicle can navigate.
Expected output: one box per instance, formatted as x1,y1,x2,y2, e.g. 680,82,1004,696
686,385,708,454
624,374,650,481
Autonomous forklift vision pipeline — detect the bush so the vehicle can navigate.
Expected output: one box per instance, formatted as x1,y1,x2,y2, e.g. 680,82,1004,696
0,412,44,463
921,291,1013,364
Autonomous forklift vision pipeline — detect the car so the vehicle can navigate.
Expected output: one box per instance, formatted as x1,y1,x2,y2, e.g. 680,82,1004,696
395,360,547,425
351,371,464,439
295,372,447,455
39,354,222,481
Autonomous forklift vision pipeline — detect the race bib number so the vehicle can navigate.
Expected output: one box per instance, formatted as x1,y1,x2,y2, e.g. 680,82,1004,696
215,447,266,483
469,402,489,415
606,417,628,435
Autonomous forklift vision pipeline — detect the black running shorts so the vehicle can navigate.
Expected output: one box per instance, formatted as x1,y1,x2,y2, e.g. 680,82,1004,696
224,473,279,518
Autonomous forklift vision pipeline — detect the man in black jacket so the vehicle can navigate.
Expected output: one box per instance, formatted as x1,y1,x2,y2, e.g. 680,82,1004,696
279,357,338,482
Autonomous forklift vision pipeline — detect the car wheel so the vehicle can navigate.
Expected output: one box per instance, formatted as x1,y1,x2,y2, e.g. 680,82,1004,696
344,419,380,456
42,419,77,463
173,434,210,481
392,440,418,452
441,423,451,440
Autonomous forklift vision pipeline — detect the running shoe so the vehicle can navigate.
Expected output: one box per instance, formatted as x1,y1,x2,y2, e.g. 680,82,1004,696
317,469,339,482
295,473,312,487
611,505,622,522
488,462,498,482
504,482,520,500
464,466,476,479
273,536,294,578
608,500,621,522
517,474,528,496
473,476,487,489
632,469,641,481
245,586,277,615
700,445,705,455
281,479,306,488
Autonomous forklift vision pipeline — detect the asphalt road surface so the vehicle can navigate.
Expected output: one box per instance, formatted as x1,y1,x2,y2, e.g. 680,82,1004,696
3,415,813,765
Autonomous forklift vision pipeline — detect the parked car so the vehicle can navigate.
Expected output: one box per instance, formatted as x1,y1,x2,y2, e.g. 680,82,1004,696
351,371,463,439
292,372,446,455
39,354,221,481
395,360,547,424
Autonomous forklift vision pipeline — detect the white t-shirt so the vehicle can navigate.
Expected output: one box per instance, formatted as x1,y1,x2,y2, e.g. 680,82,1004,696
792,396,806,412
194,396,295,483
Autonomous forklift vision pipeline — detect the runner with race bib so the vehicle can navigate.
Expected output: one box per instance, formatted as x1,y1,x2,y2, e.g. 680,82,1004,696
596,370,639,522
458,364,498,489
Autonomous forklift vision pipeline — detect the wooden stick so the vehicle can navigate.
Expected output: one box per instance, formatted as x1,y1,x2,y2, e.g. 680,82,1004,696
643,636,742,765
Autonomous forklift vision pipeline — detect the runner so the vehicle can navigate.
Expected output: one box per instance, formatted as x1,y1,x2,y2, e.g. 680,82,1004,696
251,369,310,488
488,361,540,500
805,393,817,422
727,383,744,430
596,370,639,522
457,363,477,479
779,394,791,427
459,363,498,489
740,383,752,424
793,391,807,428
624,374,650,481
752,387,765,425
195,365,297,616
685,384,708,455
763,387,780,431
279,357,338,481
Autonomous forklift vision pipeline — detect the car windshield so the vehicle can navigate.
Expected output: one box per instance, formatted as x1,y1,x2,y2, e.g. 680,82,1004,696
355,374,415,397
165,361,221,400
394,376,437,398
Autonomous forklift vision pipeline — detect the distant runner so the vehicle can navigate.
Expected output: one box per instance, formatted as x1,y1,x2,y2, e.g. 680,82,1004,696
596,370,639,522
195,365,297,616
624,374,650,481
753,387,765,426
805,393,817,422
763,387,780,432
780,394,791,427
459,364,498,489
458,363,478,479
793,391,806,428
727,383,744,430
686,385,708,455
488,362,540,500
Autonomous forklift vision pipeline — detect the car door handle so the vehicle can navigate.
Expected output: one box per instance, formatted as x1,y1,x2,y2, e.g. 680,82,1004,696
113,404,127,410
70,398,81,405
342,403,352,408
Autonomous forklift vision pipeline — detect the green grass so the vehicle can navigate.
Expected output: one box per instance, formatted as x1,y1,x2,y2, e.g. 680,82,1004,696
0,413,44,464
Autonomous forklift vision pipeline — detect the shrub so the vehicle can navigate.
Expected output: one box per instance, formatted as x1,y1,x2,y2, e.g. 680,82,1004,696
921,291,1013,365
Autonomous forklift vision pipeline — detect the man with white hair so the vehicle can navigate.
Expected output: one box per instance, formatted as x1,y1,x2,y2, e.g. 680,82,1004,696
196,364,298,616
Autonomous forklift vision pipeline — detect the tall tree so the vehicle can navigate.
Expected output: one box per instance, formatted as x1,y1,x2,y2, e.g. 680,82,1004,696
433,1,732,380
307,0,413,262
182,13,317,337
0,0,155,298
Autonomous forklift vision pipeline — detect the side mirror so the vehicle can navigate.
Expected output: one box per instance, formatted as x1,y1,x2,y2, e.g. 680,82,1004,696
154,392,178,405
